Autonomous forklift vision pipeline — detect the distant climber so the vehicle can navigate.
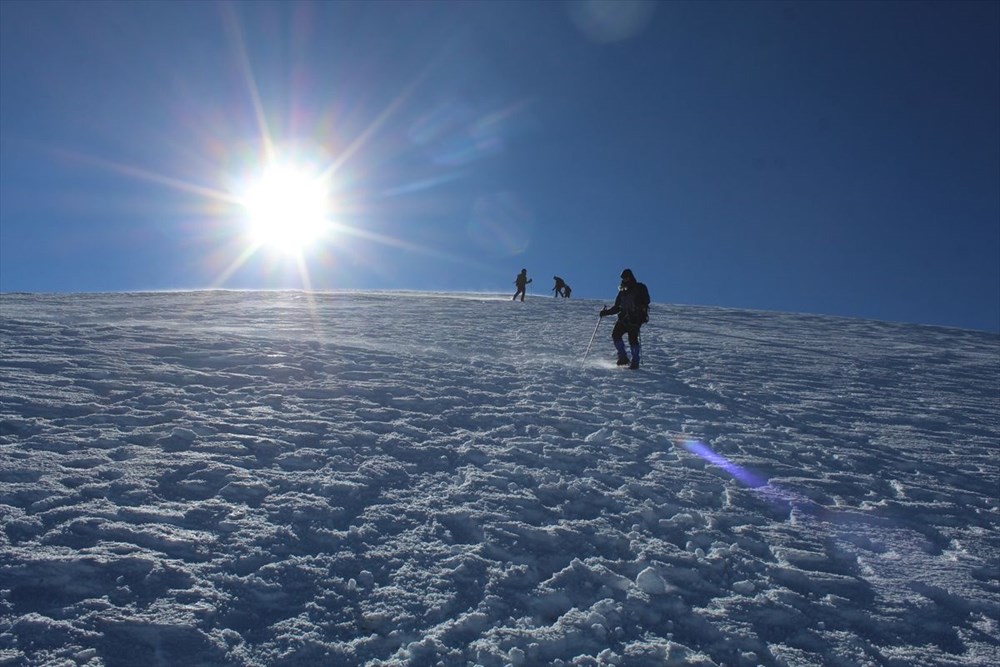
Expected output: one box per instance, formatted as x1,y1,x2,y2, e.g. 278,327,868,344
552,276,572,298
512,269,532,301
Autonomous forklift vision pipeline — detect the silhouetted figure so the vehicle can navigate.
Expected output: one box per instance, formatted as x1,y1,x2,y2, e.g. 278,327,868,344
599,268,650,369
552,276,572,298
512,269,532,301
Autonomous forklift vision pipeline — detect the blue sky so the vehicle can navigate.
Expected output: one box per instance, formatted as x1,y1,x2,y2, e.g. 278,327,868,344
1,1,998,332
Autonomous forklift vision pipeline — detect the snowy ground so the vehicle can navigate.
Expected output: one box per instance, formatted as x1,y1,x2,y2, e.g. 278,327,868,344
0,290,997,667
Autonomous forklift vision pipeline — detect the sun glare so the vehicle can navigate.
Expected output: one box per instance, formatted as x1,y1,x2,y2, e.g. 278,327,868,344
240,162,333,255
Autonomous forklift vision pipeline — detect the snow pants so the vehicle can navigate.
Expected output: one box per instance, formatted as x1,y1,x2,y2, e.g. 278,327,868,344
611,320,641,347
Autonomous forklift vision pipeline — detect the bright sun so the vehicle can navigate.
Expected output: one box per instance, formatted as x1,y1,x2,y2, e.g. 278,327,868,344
239,162,333,255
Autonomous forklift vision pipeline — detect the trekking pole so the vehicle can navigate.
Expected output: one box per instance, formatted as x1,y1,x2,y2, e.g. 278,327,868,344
582,310,604,362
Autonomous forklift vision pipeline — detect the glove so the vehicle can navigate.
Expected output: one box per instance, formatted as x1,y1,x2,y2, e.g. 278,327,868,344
599,308,610,317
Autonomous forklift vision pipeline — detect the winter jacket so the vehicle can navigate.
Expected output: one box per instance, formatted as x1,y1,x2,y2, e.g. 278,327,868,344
603,281,650,325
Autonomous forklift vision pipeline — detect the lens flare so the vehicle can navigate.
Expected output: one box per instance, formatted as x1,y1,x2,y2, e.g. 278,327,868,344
677,437,823,518
680,439,767,488
467,191,535,257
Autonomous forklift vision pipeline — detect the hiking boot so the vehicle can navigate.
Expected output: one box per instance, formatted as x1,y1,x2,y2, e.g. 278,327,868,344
629,359,640,369
614,339,629,366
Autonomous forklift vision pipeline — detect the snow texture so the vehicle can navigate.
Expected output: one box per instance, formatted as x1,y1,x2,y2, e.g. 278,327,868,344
0,291,997,667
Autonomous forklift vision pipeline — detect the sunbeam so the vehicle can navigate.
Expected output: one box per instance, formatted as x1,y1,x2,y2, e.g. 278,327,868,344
51,146,239,206
220,2,276,164
21,1,529,299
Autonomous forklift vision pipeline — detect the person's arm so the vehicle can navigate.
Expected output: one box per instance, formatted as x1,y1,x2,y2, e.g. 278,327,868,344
600,292,623,317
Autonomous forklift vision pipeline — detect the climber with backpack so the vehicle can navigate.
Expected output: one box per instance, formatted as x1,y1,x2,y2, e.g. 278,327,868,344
599,268,650,369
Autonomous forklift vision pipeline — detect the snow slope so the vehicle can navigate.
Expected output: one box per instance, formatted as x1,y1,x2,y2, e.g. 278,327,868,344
0,291,997,667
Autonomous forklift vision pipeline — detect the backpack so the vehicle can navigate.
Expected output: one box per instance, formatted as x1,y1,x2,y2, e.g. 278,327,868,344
637,283,650,323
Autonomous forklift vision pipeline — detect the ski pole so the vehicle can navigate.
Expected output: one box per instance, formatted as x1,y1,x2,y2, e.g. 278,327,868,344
582,310,604,362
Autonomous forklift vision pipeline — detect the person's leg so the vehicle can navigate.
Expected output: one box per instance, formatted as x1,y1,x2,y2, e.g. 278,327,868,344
611,321,629,365
627,326,641,369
